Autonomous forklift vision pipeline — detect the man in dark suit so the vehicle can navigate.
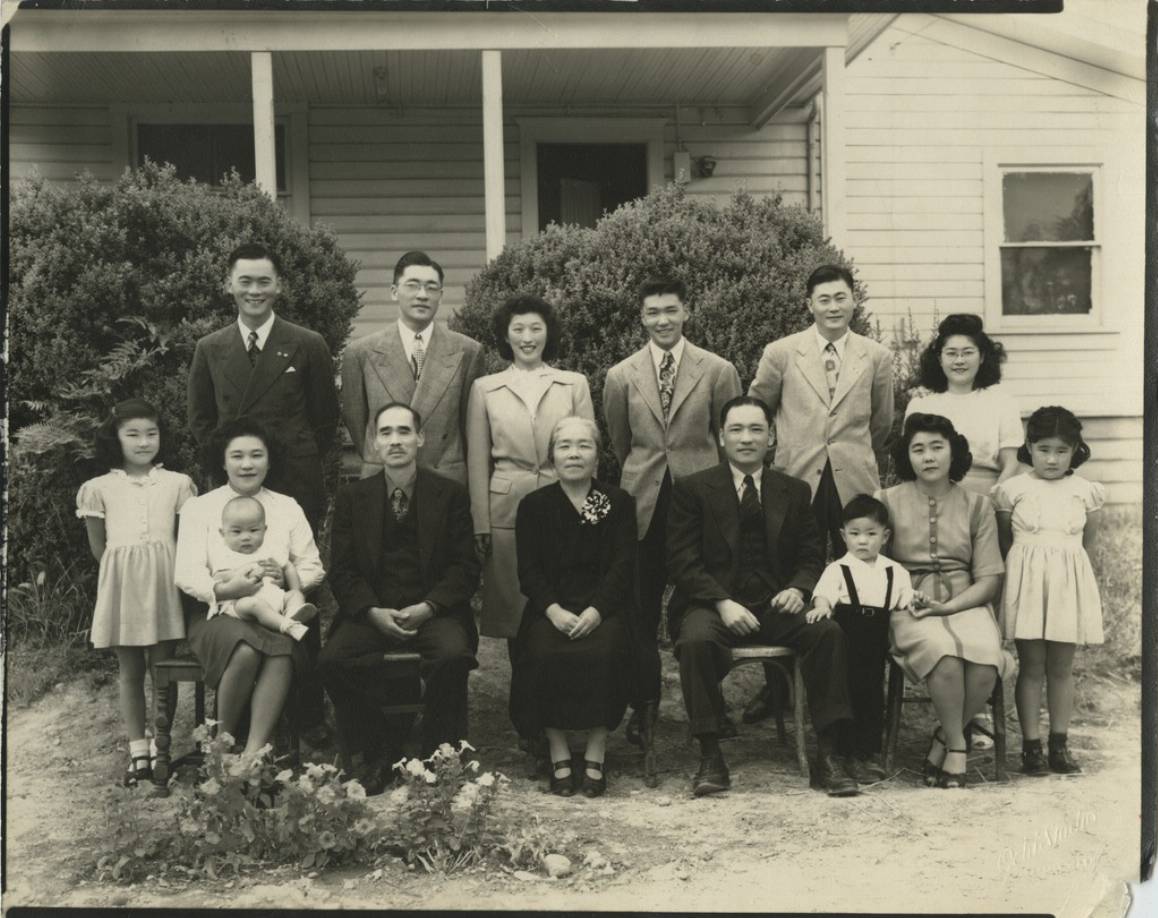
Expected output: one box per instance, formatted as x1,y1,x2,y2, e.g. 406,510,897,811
187,242,340,740
319,402,480,793
667,395,858,798
341,251,486,484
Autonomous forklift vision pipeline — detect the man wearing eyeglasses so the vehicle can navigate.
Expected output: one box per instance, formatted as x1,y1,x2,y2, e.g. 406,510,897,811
341,251,486,484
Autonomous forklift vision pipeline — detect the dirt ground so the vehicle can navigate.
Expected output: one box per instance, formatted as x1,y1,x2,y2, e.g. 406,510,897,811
3,636,1143,915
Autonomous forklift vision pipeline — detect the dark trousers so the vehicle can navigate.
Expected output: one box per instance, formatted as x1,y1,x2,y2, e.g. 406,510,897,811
812,461,846,560
317,614,477,760
633,471,672,706
675,604,852,738
832,605,890,756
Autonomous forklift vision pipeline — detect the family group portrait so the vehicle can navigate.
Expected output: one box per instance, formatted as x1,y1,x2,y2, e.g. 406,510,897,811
4,0,1149,913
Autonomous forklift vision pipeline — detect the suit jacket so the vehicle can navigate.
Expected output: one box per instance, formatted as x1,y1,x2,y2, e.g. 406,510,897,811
748,328,894,505
604,340,742,537
665,463,824,638
466,366,594,534
187,316,339,520
340,323,485,484
328,467,481,632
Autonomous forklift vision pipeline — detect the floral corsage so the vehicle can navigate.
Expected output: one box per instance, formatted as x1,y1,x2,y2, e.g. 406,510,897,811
578,488,612,526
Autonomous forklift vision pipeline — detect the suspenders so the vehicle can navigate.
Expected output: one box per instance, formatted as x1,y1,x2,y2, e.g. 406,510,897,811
837,564,894,617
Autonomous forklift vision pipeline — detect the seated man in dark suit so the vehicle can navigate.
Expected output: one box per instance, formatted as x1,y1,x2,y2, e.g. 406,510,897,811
319,402,481,793
667,395,858,798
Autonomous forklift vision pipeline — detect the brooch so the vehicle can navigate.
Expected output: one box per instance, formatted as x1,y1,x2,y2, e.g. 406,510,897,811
578,489,612,526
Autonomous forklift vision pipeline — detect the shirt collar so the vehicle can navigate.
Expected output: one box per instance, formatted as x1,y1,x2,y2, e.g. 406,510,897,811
397,318,434,355
813,325,849,361
648,337,686,375
835,551,890,572
385,467,417,497
110,463,164,484
729,464,763,494
239,313,276,350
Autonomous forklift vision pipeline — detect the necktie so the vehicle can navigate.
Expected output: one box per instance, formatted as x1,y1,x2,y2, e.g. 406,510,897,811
412,332,426,380
658,351,676,420
740,474,761,521
246,330,260,366
391,487,409,520
823,341,841,401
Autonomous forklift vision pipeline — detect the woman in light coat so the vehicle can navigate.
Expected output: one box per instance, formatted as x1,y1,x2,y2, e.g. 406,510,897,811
466,294,594,648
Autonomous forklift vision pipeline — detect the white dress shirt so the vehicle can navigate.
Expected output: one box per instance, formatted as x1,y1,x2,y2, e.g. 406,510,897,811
813,325,850,361
729,464,764,500
398,318,435,368
238,313,276,351
648,336,686,384
812,552,914,610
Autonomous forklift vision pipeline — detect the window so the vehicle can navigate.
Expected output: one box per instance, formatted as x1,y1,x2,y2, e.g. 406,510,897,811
136,123,287,194
984,154,1103,330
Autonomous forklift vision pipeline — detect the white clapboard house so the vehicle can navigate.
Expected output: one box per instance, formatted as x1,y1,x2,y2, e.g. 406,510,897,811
6,0,1145,502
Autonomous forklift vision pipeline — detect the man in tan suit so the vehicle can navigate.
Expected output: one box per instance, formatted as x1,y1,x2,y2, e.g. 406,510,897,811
341,251,486,485
604,277,741,776
744,263,894,724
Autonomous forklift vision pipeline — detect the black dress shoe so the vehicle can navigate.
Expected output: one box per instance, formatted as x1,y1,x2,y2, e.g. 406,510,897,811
811,750,860,797
741,686,774,725
550,759,576,797
581,760,607,798
844,754,887,785
692,753,731,797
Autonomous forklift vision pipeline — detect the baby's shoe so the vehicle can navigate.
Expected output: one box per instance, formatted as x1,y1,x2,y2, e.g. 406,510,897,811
1048,732,1082,774
279,618,309,641
287,601,317,624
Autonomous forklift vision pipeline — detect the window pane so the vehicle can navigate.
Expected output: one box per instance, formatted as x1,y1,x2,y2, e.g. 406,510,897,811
137,124,286,192
1000,247,1092,315
1002,172,1093,243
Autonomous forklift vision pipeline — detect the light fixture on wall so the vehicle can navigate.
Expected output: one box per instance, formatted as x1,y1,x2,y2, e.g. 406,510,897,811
694,155,717,179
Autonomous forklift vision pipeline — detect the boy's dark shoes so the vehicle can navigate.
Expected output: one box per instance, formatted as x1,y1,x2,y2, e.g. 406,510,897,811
811,750,860,797
1047,734,1082,774
843,754,887,784
1020,739,1050,776
692,752,730,797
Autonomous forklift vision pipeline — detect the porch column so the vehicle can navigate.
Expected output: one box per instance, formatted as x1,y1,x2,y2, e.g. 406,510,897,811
251,51,277,197
820,46,847,250
481,49,506,261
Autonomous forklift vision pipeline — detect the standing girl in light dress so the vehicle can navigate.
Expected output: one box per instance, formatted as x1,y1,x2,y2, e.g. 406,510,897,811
76,398,198,786
992,406,1104,776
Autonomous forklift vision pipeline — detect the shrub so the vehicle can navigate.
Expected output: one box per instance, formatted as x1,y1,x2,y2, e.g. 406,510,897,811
451,184,867,481
8,163,361,644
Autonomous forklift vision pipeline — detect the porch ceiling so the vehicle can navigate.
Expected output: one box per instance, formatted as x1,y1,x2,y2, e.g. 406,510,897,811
11,45,819,109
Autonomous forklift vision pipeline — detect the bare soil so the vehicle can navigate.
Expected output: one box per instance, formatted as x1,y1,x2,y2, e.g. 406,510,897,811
3,638,1142,915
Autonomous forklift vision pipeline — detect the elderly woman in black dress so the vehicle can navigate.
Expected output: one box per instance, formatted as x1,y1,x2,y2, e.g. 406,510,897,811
509,416,636,797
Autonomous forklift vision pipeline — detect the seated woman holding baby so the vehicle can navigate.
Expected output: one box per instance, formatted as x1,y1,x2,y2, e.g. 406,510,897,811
174,417,325,756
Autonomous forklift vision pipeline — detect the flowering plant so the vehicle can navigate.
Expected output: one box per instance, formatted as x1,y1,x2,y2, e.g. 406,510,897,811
383,741,508,873
578,488,612,526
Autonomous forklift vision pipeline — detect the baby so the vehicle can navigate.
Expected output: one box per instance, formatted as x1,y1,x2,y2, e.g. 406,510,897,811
211,495,317,641
806,494,916,779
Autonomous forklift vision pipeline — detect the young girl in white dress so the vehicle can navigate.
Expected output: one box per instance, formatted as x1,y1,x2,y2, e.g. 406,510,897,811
76,399,198,786
992,406,1103,777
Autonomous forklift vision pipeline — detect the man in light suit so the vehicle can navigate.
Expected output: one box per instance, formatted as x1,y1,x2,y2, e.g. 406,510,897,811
603,277,741,778
187,242,340,741
341,251,486,484
743,263,894,724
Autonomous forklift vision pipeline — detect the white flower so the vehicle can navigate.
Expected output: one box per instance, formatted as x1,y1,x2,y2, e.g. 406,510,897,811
275,769,294,784
437,742,457,759
467,760,480,772
458,740,476,753
423,769,437,784
345,780,367,800
315,785,337,806
306,763,327,780
297,774,315,794
388,786,411,805
476,772,496,788
405,758,427,778
199,777,221,797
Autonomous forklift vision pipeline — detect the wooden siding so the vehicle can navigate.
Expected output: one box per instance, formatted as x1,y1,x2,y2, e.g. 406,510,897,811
9,105,118,183
845,19,1144,503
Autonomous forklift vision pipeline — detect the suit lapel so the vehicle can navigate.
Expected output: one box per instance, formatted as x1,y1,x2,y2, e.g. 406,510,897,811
414,469,440,576
627,348,664,427
705,464,740,559
794,333,831,405
360,473,386,583
369,325,417,404
667,342,704,423
240,318,299,413
830,333,868,409
218,324,254,395
412,329,463,422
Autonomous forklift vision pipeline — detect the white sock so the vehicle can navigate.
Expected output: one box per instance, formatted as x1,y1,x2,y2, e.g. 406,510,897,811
129,738,150,763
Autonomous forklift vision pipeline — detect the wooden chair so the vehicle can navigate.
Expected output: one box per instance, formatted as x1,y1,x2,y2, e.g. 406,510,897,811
883,658,1008,781
152,656,303,791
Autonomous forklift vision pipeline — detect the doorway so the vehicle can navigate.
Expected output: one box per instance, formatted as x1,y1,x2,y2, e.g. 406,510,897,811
536,143,648,231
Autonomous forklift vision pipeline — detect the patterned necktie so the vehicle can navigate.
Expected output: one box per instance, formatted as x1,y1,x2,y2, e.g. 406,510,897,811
658,351,676,420
246,330,260,366
823,341,841,401
391,487,409,521
412,331,426,380
739,474,761,521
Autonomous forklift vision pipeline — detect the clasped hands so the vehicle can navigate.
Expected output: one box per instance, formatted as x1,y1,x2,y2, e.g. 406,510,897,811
546,603,602,640
368,602,435,640
717,588,804,636
215,558,284,599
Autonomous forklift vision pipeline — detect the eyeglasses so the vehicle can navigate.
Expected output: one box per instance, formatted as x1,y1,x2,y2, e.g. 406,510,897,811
400,281,444,294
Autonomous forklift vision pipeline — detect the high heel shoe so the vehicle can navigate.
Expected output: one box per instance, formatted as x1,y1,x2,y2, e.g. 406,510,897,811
581,760,607,798
937,749,968,789
923,728,947,787
550,759,575,797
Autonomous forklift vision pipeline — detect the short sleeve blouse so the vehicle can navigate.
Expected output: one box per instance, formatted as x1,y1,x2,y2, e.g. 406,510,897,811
75,466,197,546
905,384,1023,473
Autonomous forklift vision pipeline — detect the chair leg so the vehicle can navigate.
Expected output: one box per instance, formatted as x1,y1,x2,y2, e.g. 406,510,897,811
640,699,658,788
883,660,904,774
153,677,172,793
768,668,787,746
991,678,1008,781
194,681,205,727
792,662,808,776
